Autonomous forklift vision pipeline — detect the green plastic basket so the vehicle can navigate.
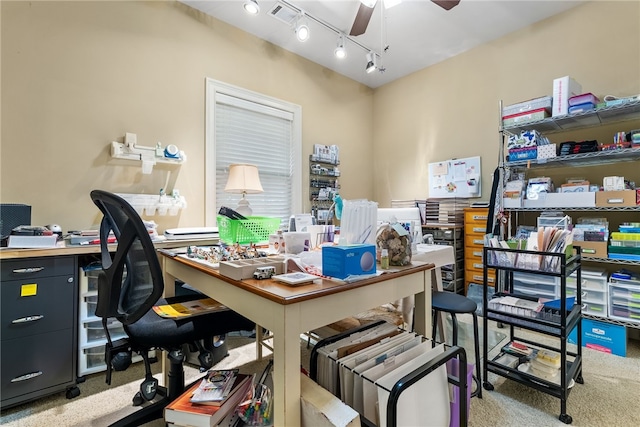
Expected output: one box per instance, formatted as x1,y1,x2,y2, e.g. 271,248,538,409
217,216,281,245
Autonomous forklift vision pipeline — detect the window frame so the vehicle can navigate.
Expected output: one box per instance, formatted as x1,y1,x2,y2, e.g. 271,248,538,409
204,78,302,226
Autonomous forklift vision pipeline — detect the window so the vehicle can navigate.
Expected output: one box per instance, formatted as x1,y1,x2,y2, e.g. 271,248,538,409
205,79,302,226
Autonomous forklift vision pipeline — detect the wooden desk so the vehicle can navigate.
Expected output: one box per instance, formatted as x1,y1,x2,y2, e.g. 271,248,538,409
0,238,217,260
160,253,436,427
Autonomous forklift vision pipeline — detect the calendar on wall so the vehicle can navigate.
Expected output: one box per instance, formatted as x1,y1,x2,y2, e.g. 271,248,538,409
428,156,481,198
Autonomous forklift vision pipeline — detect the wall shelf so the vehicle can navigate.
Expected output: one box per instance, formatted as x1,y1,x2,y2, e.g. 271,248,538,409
502,99,640,135
110,141,186,174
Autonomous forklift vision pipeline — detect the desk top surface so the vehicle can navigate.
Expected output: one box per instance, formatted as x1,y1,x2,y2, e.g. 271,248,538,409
0,238,217,260
163,252,435,306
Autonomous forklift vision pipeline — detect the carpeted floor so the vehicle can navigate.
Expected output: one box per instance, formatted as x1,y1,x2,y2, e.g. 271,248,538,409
1,322,639,427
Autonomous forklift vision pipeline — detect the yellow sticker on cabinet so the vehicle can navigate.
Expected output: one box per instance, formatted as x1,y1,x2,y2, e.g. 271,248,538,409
21,283,37,297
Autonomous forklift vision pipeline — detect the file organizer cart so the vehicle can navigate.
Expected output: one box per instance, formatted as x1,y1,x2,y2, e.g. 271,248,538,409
482,247,583,424
310,321,469,427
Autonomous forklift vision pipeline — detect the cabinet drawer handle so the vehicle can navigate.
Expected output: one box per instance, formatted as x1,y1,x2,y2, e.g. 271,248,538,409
11,371,43,382
12,267,45,274
473,227,484,233
12,315,44,324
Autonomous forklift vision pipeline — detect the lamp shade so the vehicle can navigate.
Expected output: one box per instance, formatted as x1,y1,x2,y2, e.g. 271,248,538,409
224,164,264,194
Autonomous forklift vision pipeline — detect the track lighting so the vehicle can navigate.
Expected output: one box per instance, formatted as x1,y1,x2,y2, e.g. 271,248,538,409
334,35,346,59
243,0,260,15
365,52,377,73
295,13,310,42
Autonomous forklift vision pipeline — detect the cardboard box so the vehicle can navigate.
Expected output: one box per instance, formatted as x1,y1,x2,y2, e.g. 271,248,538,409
503,197,522,209
577,241,608,258
508,147,537,161
560,184,589,193
523,192,595,208
322,244,376,279
502,109,549,127
596,190,637,207
552,76,582,116
603,176,625,191
301,373,360,427
502,96,552,117
569,318,627,357
536,143,557,160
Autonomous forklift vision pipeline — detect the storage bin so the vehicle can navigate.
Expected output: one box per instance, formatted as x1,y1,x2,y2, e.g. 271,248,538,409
569,318,627,357
84,295,98,318
84,345,106,370
513,272,560,299
608,279,640,324
84,319,125,343
217,215,281,245
502,96,552,117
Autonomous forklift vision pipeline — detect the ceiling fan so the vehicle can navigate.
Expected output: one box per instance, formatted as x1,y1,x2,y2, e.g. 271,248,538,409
349,0,461,36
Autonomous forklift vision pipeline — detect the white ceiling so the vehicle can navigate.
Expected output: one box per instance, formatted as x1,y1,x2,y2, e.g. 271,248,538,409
181,0,584,88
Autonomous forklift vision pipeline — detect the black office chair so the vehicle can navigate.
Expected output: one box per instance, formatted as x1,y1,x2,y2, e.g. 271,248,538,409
90,190,255,427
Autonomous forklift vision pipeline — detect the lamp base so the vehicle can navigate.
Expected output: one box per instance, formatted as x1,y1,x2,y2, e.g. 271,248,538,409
235,199,253,217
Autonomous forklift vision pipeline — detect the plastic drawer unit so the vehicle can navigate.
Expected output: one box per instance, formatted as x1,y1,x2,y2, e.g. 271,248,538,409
513,272,560,300
568,268,608,318
608,278,640,324
78,264,148,376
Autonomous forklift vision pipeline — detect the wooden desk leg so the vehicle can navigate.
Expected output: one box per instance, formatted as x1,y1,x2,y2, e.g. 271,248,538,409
272,305,302,427
255,323,263,360
413,270,432,337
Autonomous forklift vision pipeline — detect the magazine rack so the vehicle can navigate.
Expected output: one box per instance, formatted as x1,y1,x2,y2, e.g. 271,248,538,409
310,321,469,427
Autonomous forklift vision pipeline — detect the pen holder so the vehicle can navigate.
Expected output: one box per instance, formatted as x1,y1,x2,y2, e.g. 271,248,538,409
237,383,273,426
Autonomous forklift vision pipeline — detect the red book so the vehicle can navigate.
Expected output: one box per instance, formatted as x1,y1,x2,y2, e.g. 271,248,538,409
164,374,253,427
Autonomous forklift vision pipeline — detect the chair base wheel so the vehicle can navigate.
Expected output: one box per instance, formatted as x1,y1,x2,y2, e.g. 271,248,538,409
483,381,494,391
65,386,80,399
559,414,572,424
132,392,144,406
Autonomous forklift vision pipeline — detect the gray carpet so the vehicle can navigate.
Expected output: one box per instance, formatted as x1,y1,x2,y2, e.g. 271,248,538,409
2,324,639,427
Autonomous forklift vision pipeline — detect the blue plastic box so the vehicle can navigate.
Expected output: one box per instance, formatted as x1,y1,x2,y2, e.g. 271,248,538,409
569,318,627,357
322,244,376,279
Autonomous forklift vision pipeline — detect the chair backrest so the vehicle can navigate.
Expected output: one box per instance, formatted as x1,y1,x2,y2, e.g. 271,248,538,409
90,190,163,326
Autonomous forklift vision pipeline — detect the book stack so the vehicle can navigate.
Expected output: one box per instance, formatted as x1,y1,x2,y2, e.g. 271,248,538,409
165,369,253,427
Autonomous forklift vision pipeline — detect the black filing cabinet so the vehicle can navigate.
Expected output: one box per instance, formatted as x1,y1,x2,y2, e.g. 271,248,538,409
1,256,79,408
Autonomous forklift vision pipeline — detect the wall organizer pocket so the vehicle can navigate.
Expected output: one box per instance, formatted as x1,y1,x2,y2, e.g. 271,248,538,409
110,132,186,174
116,193,186,216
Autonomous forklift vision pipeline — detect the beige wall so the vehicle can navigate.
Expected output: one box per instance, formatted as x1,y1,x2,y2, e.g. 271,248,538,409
1,1,639,233
372,0,640,205
0,1,373,232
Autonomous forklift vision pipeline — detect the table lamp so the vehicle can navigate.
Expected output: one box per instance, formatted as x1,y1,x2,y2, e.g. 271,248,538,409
224,163,263,216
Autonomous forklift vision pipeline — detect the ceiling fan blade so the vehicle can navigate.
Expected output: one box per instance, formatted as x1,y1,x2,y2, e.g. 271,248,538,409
349,3,376,36
431,0,460,11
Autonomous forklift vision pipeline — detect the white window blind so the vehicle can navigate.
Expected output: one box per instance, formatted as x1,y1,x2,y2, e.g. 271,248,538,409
205,79,302,226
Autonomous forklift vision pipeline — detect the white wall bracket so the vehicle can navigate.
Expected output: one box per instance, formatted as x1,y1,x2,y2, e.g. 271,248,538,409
111,140,186,174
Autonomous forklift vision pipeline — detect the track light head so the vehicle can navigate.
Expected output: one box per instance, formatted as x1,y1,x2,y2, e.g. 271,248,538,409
365,52,377,73
295,13,310,42
243,0,260,15
334,35,346,59
361,0,377,8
